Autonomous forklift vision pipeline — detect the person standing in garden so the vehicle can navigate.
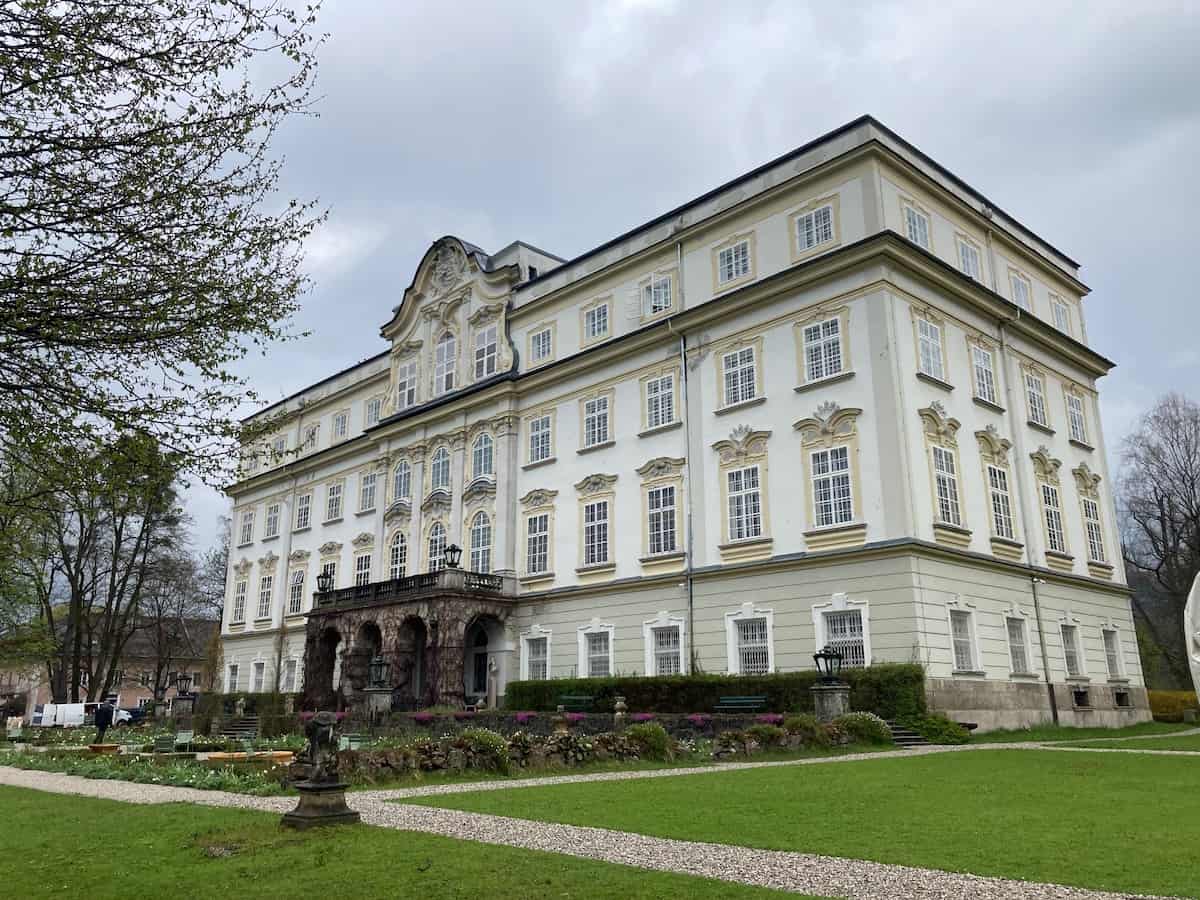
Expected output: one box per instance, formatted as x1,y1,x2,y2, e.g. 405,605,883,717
93,702,114,745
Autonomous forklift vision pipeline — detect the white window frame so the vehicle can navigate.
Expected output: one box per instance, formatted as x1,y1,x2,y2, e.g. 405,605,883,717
525,512,550,575
287,569,304,616
646,484,678,556
725,602,774,676
359,471,378,512
1060,623,1085,677
583,395,610,448
430,447,451,492
972,344,997,405
474,324,498,380
353,552,372,587
388,532,407,580
1042,483,1068,554
986,464,1016,540
642,611,687,676
301,423,319,453
282,658,298,693
294,492,312,530
238,509,255,546
917,316,945,381
226,664,240,693
795,203,834,253
1006,615,1034,675
520,625,551,680
264,503,280,539
1010,272,1033,311
1025,372,1049,427
810,446,854,528
948,605,981,673
256,575,273,620
1051,296,1072,334
642,273,672,318
396,360,418,411
1102,628,1125,680
252,661,265,693
721,346,758,407
325,481,343,522
644,373,675,430
583,302,609,342
392,460,411,501
904,203,931,249
231,579,247,623
332,410,349,441
1066,392,1088,444
932,445,962,527
956,236,982,281
529,326,553,364
577,620,615,679
434,332,457,395
469,510,492,573
427,523,447,572
1082,496,1106,563
582,499,610,566
365,395,383,427
726,464,763,542
717,238,751,285
812,593,871,669
528,414,552,464
802,317,843,383
320,560,337,591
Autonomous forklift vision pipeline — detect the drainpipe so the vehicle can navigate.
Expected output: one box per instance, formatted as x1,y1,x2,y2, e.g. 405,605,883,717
668,238,697,672
1030,576,1059,725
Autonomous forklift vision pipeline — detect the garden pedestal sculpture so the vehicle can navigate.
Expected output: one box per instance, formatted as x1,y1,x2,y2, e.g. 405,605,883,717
811,683,850,723
282,711,360,830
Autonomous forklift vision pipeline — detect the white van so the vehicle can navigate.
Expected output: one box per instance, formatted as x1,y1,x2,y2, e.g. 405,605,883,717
30,699,129,727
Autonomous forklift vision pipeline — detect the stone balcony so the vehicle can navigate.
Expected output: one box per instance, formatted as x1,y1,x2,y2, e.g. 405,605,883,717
312,567,517,612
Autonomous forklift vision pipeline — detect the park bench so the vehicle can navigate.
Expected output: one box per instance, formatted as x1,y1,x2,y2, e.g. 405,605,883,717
556,695,595,712
713,695,767,713
153,730,194,753
338,733,366,751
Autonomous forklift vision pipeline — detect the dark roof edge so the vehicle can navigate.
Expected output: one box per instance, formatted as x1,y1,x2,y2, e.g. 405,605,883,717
241,349,390,425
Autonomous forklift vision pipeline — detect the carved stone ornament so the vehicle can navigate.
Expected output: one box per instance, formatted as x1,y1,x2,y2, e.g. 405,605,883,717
392,338,423,358
318,541,343,557
711,426,771,465
421,489,451,515
918,402,961,447
975,425,1012,467
233,558,253,576
468,301,506,326
431,242,466,292
794,402,862,448
351,532,375,549
1072,462,1102,498
463,477,497,504
574,473,618,496
1030,446,1062,485
520,488,558,508
257,551,279,570
636,457,686,480
383,498,411,525
490,412,521,437
289,548,312,563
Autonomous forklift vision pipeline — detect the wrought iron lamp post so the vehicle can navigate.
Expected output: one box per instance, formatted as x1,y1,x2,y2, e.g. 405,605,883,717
316,569,334,594
367,654,391,689
812,645,844,684
175,672,193,695
810,645,849,723
444,543,463,569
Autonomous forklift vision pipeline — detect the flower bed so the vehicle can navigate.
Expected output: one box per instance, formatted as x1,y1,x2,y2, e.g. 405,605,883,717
3,750,289,794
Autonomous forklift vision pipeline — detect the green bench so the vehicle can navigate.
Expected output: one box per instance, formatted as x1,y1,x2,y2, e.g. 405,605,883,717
557,695,595,712
153,730,194,753
338,733,366,751
714,695,767,713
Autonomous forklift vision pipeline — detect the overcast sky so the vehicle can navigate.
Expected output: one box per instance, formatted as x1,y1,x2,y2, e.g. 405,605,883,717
185,0,1200,551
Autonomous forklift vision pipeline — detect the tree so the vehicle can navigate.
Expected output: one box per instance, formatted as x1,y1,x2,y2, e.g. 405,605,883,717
1120,392,1200,687
0,1,323,485
195,516,231,621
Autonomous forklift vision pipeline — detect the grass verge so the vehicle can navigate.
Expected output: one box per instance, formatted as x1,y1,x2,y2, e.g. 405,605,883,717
1066,734,1200,752
972,721,1188,743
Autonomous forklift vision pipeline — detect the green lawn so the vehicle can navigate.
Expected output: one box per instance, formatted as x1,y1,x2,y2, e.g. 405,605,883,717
0,786,804,900
1068,734,1200,752
973,720,1189,743
410,749,1200,897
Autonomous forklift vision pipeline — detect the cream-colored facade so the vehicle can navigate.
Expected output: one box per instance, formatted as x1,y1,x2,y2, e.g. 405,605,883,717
222,116,1145,730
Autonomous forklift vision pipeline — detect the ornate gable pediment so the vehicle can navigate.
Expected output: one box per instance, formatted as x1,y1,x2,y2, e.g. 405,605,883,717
1030,446,1062,484
463,477,497,504
351,531,374,549
233,558,253,576
384,498,411,525
288,548,311,563
794,402,862,448
421,489,451,515
975,425,1012,467
520,488,558,508
918,402,960,447
575,473,618,496
636,457,686,480
257,551,279,570
712,425,771,465
318,541,342,556
1072,462,1102,498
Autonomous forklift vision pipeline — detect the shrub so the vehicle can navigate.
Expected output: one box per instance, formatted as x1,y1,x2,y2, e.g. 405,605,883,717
782,714,831,747
457,727,510,773
1149,690,1199,722
900,713,970,745
745,723,787,748
832,711,893,745
625,722,673,760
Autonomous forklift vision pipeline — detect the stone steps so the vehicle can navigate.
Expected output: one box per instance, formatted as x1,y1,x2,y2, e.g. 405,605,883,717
217,715,260,740
884,720,929,749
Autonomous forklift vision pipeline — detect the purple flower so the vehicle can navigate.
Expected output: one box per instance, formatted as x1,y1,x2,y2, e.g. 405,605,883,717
565,712,585,724
631,713,656,722
686,713,711,727
755,713,784,725
412,712,434,724
515,712,537,724
453,710,476,721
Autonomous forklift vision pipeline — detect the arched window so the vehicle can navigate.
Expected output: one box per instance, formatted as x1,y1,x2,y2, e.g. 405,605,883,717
389,532,407,580
430,447,450,491
470,511,492,573
435,332,456,395
428,523,447,572
472,433,493,480
393,460,411,501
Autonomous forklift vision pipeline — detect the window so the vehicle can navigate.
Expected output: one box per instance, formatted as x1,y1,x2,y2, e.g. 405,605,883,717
721,346,757,406
1082,497,1106,563
1042,484,1067,553
1010,273,1032,312
972,345,997,405
736,618,770,675
472,433,493,479
529,414,552,463
302,423,319,452
823,609,865,667
365,396,383,426
427,523,447,572
1051,297,1072,334
950,609,976,671
647,485,677,555
354,553,371,587
525,637,548,680
282,659,297,693
320,560,337,590
796,204,834,252
1067,393,1088,444
474,325,498,379
526,513,550,574
287,570,304,615
295,493,311,530
1103,629,1123,679
470,511,492,573
652,626,681,675
1025,372,1048,427
642,274,672,317
1061,624,1082,676
727,466,763,541
389,533,407,579
430,447,450,491
811,446,853,528
359,472,377,511
803,318,843,382
325,482,343,521
987,465,1015,540
434,332,456,395
332,411,349,440
586,631,610,677
252,661,265,693
584,303,609,341
530,327,553,363
227,664,239,693
264,503,280,539
717,239,751,285
956,237,982,281
583,395,610,447
393,460,411,501
904,204,930,249
231,580,247,623
645,374,675,429
932,446,962,527
583,500,609,566
395,361,417,411
528,265,538,279
917,317,945,381
272,435,286,458
238,510,255,545
256,575,273,619
1007,618,1030,673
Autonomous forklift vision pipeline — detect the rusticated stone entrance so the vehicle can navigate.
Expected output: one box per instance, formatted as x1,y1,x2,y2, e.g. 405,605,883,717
302,569,516,711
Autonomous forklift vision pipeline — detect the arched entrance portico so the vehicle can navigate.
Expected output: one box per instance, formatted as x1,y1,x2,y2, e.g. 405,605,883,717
463,614,510,704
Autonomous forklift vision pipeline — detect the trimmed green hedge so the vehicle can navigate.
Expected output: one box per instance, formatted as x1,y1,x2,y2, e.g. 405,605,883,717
504,664,926,720
194,692,301,737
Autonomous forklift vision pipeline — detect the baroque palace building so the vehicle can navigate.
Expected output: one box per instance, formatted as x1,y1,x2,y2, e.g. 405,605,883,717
221,116,1147,730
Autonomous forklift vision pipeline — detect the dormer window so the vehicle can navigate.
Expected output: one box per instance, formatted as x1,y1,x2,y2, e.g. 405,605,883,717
435,333,457,395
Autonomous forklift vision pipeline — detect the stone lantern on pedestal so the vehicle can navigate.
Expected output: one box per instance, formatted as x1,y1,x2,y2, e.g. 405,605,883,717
810,645,850,723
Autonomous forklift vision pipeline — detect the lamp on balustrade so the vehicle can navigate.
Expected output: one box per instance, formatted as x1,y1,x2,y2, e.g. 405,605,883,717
368,654,390,688
316,569,334,593
813,645,844,685
444,543,463,569
175,672,193,695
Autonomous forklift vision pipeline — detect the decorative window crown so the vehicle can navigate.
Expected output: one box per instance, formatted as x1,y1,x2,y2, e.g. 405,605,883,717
918,402,961,447
975,425,1012,466
575,473,618,496
712,426,771,464
794,402,862,448
1030,446,1062,484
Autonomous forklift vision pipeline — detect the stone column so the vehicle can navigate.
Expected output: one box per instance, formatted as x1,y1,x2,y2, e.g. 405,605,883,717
408,446,427,572
449,427,467,550
493,412,519,576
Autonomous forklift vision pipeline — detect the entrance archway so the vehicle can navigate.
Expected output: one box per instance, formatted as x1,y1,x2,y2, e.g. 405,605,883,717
463,615,506,702
393,616,428,708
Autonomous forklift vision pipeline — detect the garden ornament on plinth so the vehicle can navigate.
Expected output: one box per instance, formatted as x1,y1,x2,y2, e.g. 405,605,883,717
1186,571,1200,700
281,710,359,829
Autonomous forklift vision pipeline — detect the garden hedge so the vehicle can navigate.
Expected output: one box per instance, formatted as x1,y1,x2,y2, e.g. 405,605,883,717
504,663,926,720
1148,689,1199,722
194,692,301,737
